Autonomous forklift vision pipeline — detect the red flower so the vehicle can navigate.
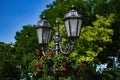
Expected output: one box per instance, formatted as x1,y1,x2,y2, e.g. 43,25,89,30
36,52,41,57
80,62,84,66
36,62,41,68
48,52,53,56
42,55,47,59
61,70,66,76
61,61,67,67
40,72,44,77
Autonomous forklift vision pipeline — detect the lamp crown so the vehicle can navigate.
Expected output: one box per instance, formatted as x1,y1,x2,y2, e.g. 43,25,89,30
37,16,51,28
71,5,76,10
64,6,82,21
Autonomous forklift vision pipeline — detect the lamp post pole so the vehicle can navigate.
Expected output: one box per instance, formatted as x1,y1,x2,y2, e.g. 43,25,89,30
54,20,61,55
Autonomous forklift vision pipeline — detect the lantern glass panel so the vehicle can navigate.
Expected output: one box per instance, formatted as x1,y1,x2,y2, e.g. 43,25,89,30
36,28,42,44
64,20,70,37
69,19,78,37
42,28,50,44
77,19,82,36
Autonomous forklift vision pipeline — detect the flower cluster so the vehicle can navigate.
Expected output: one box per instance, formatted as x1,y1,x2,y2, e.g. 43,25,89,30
28,50,86,79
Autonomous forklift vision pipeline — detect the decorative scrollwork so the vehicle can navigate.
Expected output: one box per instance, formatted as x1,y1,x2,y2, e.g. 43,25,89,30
59,39,76,54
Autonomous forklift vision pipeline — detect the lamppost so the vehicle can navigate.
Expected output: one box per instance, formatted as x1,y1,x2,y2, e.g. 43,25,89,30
36,5,82,80
36,6,82,56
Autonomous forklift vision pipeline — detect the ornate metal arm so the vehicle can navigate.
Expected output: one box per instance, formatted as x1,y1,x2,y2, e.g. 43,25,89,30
59,39,76,55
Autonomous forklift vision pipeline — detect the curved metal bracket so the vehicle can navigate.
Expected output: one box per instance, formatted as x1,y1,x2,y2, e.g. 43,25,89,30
41,46,46,56
59,39,76,55
41,45,51,56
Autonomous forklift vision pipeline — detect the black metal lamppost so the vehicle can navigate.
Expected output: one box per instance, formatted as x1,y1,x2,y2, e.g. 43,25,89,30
36,6,82,55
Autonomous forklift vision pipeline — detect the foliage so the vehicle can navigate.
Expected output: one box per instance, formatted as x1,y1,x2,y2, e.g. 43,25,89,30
14,25,39,68
15,25,39,54
26,50,97,80
0,42,20,80
75,13,115,62
100,64,120,80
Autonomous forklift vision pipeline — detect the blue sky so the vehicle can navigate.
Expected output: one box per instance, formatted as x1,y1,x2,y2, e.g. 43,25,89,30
0,0,54,43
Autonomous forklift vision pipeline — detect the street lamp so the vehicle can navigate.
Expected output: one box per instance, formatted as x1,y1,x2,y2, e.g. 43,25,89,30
36,6,82,55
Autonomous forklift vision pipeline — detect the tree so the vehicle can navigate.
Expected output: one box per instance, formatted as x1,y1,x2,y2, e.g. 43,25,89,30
14,25,39,69
15,25,39,54
0,42,20,80
75,14,115,63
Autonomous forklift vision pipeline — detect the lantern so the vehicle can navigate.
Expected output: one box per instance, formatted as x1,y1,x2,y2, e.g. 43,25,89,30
64,6,82,38
36,16,52,45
